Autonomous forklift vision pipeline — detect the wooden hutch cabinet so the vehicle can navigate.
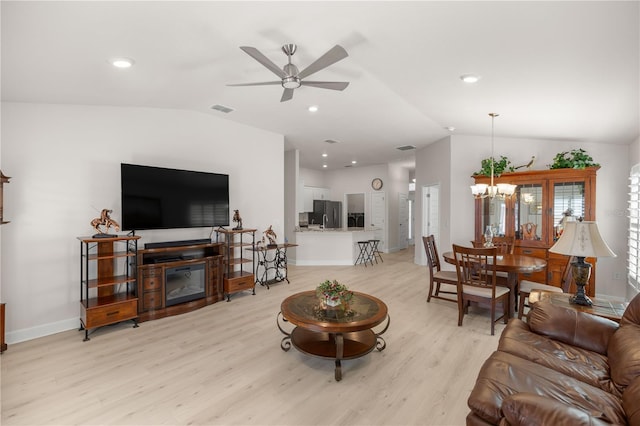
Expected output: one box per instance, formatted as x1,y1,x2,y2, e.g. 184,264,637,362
473,167,598,295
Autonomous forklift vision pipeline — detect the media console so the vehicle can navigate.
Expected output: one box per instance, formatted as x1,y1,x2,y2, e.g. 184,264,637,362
136,241,224,322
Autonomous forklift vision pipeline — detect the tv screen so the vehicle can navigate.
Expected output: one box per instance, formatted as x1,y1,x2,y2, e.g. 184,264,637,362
121,163,229,230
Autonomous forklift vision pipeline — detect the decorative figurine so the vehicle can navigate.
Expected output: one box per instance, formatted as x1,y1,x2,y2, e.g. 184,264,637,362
90,209,120,237
263,225,277,247
232,209,243,230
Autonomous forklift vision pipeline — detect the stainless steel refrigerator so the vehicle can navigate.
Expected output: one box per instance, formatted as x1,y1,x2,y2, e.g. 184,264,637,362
312,200,342,229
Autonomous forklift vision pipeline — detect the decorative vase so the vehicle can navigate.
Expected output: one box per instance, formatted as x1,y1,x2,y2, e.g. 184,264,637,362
325,297,341,307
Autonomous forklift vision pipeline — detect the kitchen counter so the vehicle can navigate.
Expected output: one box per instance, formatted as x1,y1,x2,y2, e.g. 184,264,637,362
294,228,381,265
297,227,376,233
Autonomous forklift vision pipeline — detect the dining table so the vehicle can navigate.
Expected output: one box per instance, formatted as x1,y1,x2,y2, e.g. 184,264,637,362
442,250,547,318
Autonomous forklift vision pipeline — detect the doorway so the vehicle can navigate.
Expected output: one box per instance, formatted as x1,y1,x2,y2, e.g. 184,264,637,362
345,193,365,228
370,191,386,251
421,184,440,263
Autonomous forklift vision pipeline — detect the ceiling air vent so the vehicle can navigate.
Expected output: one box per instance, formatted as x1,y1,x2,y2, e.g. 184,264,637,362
396,145,416,151
324,139,339,144
211,104,234,114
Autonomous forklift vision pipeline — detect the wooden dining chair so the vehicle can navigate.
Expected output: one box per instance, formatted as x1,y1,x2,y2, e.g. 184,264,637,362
517,256,573,319
471,236,514,287
452,244,510,336
471,236,515,254
423,235,458,303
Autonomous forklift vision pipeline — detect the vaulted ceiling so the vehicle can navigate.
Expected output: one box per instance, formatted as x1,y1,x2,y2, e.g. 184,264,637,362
2,1,638,170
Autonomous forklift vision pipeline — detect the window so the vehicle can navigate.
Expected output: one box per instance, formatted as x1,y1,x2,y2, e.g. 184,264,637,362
628,164,640,292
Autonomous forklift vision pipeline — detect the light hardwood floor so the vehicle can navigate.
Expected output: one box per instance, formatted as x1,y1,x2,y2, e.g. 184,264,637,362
1,246,505,426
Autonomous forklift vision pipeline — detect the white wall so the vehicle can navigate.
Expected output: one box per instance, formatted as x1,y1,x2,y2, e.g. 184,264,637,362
299,168,326,188
414,137,452,265
1,102,284,343
417,134,630,298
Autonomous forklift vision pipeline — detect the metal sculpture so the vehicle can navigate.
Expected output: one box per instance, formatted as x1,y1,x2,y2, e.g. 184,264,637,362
263,225,277,247
90,209,120,236
232,209,243,230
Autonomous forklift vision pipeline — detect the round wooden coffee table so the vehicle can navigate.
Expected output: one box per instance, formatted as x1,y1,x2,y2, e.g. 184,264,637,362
277,290,390,381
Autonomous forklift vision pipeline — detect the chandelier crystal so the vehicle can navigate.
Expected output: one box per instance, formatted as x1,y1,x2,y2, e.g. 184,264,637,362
470,113,517,199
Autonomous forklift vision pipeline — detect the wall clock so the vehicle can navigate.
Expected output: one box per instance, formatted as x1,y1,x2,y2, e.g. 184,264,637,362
371,178,383,190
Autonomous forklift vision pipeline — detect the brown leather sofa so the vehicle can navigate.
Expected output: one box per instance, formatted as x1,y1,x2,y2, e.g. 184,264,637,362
466,292,640,425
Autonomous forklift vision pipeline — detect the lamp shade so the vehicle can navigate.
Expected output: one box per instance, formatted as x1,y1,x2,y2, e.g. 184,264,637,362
549,221,616,258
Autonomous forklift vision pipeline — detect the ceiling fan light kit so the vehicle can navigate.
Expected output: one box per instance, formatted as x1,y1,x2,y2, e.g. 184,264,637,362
228,44,350,102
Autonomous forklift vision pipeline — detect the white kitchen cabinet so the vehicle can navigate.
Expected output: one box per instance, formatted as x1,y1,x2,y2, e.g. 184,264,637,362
302,186,330,212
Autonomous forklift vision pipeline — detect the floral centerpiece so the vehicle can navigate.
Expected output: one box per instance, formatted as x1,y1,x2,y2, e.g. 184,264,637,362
316,279,353,310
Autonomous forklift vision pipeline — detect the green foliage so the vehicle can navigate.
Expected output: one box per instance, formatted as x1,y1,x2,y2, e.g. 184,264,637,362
474,156,514,177
549,149,599,170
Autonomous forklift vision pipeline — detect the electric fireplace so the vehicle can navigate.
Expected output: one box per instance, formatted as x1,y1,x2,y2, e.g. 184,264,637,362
165,263,206,307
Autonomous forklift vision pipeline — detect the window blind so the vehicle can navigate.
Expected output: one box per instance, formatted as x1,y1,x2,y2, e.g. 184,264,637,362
628,164,640,292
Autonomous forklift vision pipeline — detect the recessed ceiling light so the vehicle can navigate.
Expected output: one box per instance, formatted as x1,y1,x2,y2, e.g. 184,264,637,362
323,164,328,168
110,57,134,68
322,153,328,157
460,74,480,83
308,105,319,112
351,160,357,164
445,126,456,132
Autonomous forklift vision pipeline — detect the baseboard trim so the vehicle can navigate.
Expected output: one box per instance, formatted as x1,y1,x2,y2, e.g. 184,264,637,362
7,317,78,345
294,260,354,266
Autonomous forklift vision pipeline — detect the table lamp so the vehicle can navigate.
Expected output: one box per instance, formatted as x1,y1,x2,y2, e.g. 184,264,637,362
549,220,616,306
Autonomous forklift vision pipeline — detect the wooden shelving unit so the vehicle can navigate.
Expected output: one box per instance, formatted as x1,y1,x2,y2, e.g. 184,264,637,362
216,228,256,301
78,235,141,341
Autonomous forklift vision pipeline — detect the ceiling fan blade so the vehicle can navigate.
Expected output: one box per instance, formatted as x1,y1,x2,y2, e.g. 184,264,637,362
226,81,281,87
300,81,350,91
298,45,348,80
239,46,286,79
281,88,294,102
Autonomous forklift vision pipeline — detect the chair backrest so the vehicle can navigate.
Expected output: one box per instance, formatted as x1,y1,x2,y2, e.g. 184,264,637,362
471,236,514,254
492,236,515,254
452,244,498,293
422,235,441,272
521,222,538,240
559,255,574,293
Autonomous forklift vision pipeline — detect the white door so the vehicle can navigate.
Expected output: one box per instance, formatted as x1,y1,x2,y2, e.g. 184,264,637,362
370,192,386,251
420,184,440,263
398,192,409,250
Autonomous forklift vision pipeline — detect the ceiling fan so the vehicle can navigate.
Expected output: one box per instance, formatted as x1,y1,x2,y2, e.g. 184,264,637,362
227,44,350,102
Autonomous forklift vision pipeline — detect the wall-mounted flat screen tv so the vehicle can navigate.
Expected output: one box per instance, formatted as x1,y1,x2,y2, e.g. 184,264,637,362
121,163,229,230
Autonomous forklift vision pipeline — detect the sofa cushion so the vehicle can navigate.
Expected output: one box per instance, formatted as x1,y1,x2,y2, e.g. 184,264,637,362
621,292,640,327
608,323,640,391
623,376,640,426
467,351,627,425
528,300,618,355
498,319,618,396
501,393,611,426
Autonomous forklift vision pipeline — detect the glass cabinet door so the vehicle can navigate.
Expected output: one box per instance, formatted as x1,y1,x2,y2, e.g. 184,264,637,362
552,181,585,242
480,196,507,237
515,184,543,242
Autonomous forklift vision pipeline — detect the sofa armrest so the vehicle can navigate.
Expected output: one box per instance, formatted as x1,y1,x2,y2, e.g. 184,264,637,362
501,393,611,426
527,300,619,355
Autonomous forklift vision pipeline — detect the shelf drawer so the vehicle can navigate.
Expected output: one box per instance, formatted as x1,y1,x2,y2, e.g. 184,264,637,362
224,274,254,293
143,276,161,291
83,299,137,329
143,267,162,277
142,291,162,311
515,247,547,258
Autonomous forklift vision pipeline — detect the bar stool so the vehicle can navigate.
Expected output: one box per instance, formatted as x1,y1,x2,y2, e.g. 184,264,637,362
369,239,383,264
355,241,373,266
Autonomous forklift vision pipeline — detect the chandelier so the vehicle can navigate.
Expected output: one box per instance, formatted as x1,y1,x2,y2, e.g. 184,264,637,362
470,113,517,199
